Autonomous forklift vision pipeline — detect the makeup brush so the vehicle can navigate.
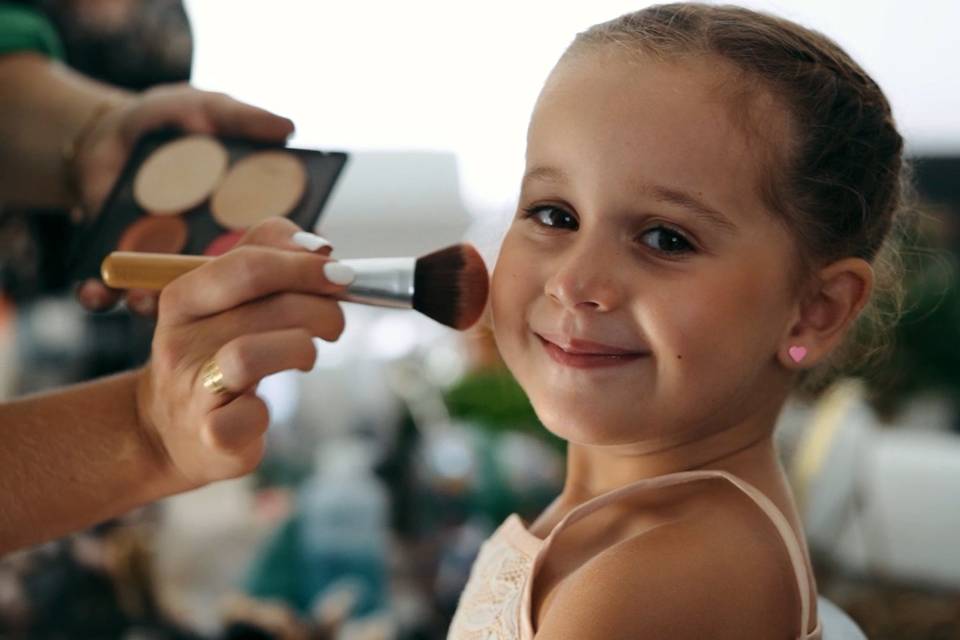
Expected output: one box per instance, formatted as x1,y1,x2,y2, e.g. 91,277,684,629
100,243,489,330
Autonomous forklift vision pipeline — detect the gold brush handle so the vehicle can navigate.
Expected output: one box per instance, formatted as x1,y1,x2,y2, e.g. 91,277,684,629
101,252,212,290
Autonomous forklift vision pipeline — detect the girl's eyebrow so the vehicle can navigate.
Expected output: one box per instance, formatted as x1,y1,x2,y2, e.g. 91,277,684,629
522,165,737,235
651,186,738,235
523,165,570,185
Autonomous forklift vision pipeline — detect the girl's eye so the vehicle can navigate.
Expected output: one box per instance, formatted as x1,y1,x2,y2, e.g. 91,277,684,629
640,226,695,255
522,205,578,230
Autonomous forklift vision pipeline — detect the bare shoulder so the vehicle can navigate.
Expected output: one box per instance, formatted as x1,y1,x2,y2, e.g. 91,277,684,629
534,488,800,640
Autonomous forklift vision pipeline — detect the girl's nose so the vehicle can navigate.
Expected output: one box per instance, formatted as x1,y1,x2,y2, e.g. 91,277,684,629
544,244,624,312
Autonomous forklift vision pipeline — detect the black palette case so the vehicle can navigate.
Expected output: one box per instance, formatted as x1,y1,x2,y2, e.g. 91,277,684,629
69,128,348,281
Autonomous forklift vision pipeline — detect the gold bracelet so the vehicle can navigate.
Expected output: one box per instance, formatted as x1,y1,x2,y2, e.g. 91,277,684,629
61,100,117,219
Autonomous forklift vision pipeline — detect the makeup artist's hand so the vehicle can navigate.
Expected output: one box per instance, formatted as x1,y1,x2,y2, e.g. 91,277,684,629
73,83,295,315
135,217,350,487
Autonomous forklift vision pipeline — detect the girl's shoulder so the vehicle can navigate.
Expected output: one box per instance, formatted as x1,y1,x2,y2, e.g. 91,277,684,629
533,479,802,639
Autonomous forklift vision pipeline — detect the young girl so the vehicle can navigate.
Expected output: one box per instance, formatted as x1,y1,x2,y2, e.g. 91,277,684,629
448,3,907,639
1,2,904,634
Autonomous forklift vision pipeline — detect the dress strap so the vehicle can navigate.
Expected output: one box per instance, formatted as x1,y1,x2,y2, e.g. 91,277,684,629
536,469,814,638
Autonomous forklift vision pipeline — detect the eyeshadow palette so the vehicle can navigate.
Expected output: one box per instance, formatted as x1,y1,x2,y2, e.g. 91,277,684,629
69,128,348,282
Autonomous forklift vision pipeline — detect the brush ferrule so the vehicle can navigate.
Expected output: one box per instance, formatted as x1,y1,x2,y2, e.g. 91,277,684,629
336,257,416,308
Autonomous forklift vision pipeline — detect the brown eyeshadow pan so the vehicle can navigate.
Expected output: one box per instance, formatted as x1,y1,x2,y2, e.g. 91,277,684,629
133,135,228,215
209,150,307,230
117,215,188,254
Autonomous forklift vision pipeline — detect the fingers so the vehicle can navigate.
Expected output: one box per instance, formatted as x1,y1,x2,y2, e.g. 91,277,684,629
121,84,294,147
203,92,295,142
191,328,317,469
200,392,269,461
217,292,346,346
158,218,336,323
159,246,353,323
76,280,161,316
76,279,121,311
120,84,213,144
207,328,319,398
235,217,332,255
189,328,319,469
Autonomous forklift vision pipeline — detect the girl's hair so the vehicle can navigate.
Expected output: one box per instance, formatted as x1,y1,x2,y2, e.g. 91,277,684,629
564,3,914,394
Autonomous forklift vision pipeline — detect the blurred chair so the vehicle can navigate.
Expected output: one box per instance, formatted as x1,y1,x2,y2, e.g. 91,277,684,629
790,378,960,590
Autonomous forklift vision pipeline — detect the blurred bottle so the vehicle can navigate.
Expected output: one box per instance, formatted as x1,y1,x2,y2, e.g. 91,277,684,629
297,437,390,619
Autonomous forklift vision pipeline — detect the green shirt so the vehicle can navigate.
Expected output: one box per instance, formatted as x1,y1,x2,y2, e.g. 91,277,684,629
0,2,64,60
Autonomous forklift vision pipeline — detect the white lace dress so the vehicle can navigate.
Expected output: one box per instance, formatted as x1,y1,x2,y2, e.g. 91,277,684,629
446,470,823,640
447,514,538,640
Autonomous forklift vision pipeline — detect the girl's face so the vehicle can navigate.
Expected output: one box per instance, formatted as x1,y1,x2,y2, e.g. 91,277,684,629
491,50,801,448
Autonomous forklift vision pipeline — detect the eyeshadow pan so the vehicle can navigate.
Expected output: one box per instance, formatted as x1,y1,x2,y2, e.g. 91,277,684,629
68,128,348,285
133,135,228,215
210,150,307,230
204,229,245,256
117,215,188,253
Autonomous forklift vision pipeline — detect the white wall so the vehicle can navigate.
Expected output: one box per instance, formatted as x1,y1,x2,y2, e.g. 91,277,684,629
185,1,960,222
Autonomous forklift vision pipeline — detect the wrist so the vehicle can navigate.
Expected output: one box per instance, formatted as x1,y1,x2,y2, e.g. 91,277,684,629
62,94,132,221
132,365,200,497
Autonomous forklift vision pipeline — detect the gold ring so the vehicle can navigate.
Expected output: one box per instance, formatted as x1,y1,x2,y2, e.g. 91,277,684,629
200,357,228,395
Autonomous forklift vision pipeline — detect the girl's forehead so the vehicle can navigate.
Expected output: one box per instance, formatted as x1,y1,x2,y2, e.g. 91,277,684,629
531,53,749,157
526,51,778,224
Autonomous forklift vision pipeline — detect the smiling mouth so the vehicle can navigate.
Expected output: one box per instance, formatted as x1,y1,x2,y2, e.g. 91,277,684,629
535,333,648,369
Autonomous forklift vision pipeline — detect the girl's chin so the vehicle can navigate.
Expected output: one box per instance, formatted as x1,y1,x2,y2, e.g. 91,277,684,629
536,406,646,446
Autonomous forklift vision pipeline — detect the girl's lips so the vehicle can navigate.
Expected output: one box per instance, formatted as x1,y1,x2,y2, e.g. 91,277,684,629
535,333,648,369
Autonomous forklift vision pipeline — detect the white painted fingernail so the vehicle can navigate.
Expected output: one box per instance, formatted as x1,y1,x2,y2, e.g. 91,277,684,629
292,231,332,252
323,261,355,285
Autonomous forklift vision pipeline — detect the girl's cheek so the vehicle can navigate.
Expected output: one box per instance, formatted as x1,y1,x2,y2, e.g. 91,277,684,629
488,267,511,330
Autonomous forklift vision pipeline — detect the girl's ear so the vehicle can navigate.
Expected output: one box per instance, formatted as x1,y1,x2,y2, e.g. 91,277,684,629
779,257,874,368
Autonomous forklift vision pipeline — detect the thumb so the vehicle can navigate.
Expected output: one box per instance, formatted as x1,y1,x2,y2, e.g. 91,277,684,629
202,93,295,142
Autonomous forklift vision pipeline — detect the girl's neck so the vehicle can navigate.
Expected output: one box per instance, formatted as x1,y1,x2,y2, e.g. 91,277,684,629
561,402,784,503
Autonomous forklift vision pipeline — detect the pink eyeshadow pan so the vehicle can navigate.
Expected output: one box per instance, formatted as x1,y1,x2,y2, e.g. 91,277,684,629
204,229,245,256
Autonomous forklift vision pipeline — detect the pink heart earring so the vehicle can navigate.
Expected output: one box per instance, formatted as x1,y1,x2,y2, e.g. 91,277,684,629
788,345,807,363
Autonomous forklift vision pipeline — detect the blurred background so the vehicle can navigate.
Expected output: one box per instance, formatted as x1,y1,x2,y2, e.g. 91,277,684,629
1,0,958,638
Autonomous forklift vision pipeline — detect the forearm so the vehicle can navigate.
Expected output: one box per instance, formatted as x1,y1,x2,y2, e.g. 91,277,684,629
0,52,131,208
0,370,193,553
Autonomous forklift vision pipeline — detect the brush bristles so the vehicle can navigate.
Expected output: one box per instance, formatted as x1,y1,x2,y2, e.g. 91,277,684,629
413,244,489,330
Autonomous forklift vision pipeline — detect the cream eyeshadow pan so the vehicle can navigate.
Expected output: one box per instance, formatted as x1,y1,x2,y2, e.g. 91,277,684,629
210,150,307,229
133,135,229,215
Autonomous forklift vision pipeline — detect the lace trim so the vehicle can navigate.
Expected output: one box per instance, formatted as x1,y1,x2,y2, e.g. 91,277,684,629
447,531,533,640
